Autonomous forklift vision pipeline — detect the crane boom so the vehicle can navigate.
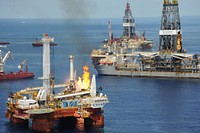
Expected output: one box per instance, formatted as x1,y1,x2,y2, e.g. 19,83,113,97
0,50,14,73
2,51,14,64
108,20,113,43
18,59,28,70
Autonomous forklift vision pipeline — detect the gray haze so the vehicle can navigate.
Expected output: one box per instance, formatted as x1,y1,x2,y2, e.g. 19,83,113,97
0,0,199,19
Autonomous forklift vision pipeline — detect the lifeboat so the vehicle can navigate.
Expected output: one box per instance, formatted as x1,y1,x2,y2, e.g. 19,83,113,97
106,61,113,65
99,59,113,65
99,60,107,65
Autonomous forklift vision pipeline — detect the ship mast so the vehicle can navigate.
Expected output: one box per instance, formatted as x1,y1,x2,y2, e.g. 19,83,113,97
122,0,135,37
159,0,182,53
69,55,74,83
69,54,76,91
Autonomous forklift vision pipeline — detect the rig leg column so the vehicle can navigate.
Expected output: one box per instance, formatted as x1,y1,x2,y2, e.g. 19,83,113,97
77,117,84,124
85,114,104,127
32,117,54,132
76,117,85,130
11,116,29,125
92,114,104,127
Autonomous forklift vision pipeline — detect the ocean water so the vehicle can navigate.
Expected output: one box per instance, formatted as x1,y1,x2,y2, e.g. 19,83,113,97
0,16,200,133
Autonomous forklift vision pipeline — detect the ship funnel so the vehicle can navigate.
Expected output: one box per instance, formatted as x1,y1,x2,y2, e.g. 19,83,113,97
90,74,96,97
69,55,74,82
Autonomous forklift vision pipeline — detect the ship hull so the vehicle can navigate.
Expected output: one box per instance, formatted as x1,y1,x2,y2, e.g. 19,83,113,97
6,107,105,132
0,71,34,81
32,43,57,47
94,64,200,79
0,42,10,45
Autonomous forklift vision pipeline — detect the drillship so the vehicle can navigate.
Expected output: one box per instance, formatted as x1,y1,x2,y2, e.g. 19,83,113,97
91,0,200,79
5,34,109,132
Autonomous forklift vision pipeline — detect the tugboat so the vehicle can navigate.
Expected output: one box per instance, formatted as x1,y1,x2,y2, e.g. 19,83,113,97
0,50,34,81
5,34,109,132
32,35,57,47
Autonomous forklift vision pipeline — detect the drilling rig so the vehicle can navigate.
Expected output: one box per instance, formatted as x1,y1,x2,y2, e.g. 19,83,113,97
123,1,135,37
159,0,183,53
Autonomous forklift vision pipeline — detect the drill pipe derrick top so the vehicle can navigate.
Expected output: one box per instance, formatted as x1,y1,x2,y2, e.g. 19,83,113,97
164,0,178,5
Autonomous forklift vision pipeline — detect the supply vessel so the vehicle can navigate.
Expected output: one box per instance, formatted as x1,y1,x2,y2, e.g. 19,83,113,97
32,35,57,47
0,42,9,45
91,0,200,79
5,34,109,132
0,50,34,81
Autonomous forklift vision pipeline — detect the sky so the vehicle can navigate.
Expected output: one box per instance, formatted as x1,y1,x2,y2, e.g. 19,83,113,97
0,0,199,19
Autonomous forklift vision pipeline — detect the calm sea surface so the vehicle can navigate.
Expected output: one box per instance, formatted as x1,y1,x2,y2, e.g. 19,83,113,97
0,17,200,133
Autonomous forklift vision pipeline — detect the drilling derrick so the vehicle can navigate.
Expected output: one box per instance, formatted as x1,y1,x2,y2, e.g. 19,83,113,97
123,1,135,37
159,0,183,53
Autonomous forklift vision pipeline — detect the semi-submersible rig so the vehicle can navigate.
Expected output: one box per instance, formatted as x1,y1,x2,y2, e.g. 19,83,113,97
5,34,109,132
91,0,200,79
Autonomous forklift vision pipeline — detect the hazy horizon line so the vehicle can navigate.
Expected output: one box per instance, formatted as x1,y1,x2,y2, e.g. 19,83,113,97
0,15,199,20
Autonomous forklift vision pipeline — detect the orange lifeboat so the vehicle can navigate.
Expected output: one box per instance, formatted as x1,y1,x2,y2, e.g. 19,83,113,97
106,61,113,65
99,60,107,65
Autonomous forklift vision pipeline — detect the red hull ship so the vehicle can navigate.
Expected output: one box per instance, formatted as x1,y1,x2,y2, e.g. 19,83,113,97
0,51,35,81
0,71,34,81
0,42,10,45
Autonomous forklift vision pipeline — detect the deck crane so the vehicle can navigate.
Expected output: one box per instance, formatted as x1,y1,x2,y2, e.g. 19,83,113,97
0,50,14,73
18,59,28,72
108,20,113,44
